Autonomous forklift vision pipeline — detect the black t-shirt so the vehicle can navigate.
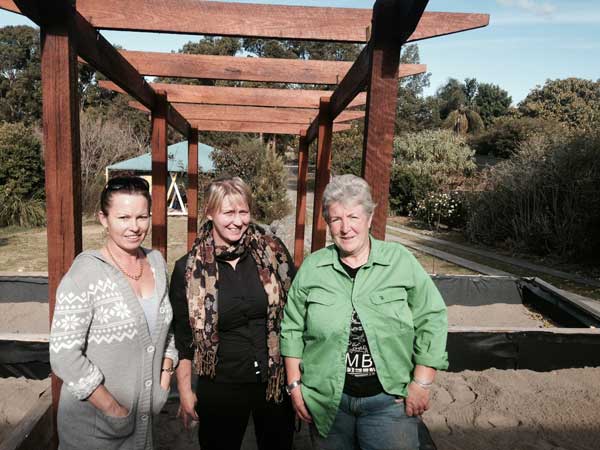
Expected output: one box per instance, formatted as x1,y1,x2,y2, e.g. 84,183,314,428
170,250,269,383
340,260,384,397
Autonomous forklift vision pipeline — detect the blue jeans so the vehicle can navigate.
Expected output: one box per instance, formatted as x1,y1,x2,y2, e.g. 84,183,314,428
310,392,419,450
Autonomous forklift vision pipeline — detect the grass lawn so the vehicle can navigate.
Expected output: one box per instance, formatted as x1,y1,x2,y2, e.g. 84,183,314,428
0,216,191,275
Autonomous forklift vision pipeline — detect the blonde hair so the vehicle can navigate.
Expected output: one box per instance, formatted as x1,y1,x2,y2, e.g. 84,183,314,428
203,177,253,219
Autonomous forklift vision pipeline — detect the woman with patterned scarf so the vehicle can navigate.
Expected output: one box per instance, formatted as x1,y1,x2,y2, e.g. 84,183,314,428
169,177,296,450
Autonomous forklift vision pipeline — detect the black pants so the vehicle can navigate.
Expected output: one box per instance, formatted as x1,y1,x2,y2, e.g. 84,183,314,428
195,377,295,450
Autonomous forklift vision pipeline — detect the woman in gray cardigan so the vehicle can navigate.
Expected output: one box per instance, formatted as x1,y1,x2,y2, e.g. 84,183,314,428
50,177,178,450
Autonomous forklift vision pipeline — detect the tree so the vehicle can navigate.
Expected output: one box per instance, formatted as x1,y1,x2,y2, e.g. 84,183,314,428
79,111,147,214
475,82,512,127
0,26,41,124
518,78,600,130
0,121,45,226
437,78,484,135
253,144,290,223
395,44,438,134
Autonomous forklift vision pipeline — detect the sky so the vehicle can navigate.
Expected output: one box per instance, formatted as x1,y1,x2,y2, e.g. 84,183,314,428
1,0,598,105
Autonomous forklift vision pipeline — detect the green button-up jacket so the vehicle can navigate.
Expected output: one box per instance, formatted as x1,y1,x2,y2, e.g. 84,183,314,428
280,237,448,437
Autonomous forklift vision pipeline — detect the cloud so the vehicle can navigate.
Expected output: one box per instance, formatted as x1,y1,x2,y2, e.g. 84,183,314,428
496,0,557,17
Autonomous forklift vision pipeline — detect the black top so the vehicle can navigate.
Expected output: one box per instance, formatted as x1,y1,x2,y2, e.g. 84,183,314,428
340,260,384,397
170,250,269,383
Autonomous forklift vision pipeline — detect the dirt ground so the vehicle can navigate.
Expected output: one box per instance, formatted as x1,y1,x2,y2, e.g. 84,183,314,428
0,377,50,443
154,367,600,450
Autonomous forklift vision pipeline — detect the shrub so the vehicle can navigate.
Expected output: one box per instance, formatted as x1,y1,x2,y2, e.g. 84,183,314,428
412,191,468,229
0,191,45,227
466,129,600,260
468,116,559,158
389,166,436,216
389,130,476,214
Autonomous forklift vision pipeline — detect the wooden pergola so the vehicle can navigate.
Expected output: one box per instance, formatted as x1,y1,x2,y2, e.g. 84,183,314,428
1,0,488,442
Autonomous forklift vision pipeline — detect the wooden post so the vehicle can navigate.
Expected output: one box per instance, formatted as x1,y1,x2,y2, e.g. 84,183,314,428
294,130,309,268
151,90,168,259
311,97,333,252
187,127,199,251
40,20,82,450
361,2,404,240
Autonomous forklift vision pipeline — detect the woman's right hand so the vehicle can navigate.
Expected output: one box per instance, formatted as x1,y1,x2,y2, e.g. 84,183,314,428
104,402,129,418
290,387,312,423
177,390,199,430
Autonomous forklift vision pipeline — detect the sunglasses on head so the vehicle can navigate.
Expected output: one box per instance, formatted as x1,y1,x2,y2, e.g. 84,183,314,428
105,177,150,192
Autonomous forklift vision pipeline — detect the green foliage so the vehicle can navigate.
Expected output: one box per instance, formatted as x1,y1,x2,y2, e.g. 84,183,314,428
412,191,468,229
468,116,558,158
396,44,438,134
211,136,290,223
0,26,41,125
331,123,363,176
475,83,512,127
390,130,476,214
253,145,290,223
442,107,484,135
466,129,600,260
0,122,44,198
211,136,263,181
0,192,45,227
518,78,600,130
388,166,436,215
0,122,45,227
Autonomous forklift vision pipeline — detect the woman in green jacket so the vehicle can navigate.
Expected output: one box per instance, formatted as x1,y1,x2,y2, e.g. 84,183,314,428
280,174,448,450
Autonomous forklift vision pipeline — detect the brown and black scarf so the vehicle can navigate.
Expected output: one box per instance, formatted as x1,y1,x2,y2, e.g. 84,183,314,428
185,221,293,402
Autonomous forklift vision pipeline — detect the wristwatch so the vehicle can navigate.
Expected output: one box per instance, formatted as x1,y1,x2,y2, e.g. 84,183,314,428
161,367,175,375
285,379,302,395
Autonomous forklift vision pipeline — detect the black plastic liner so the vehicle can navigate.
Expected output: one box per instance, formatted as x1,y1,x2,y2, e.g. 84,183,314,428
0,275,48,303
0,340,50,379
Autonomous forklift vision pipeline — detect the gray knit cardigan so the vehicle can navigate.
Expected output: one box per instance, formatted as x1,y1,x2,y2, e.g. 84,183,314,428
50,249,178,450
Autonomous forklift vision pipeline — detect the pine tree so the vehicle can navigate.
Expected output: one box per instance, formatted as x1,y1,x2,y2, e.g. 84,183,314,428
253,144,290,224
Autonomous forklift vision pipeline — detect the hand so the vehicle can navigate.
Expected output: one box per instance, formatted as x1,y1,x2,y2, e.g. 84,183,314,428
404,381,430,417
160,370,173,390
290,387,312,423
177,389,199,430
104,402,129,418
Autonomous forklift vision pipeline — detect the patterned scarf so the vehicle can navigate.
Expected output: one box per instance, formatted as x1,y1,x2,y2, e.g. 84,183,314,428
185,221,293,402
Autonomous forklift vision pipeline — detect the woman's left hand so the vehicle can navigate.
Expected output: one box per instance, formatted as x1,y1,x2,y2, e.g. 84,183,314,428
403,381,430,416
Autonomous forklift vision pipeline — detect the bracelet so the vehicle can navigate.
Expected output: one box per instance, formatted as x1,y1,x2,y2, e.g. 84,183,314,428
411,378,433,389
285,379,301,395
162,367,175,375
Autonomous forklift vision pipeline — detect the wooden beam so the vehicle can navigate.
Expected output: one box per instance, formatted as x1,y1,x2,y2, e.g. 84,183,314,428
128,101,356,134
311,98,333,252
187,119,350,136
0,0,20,14
151,91,168,259
304,58,426,143
187,128,198,252
294,131,309,269
38,18,82,450
12,0,191,137
99,80,368,109
118,50,426,85
173,104,364,124
73,1,488,43
362,0,428,239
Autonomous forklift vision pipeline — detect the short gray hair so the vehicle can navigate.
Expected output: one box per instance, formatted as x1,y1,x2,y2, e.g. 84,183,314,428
322,174,376,221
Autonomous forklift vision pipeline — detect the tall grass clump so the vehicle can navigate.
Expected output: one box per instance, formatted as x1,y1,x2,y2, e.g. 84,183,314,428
466,129,600,261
